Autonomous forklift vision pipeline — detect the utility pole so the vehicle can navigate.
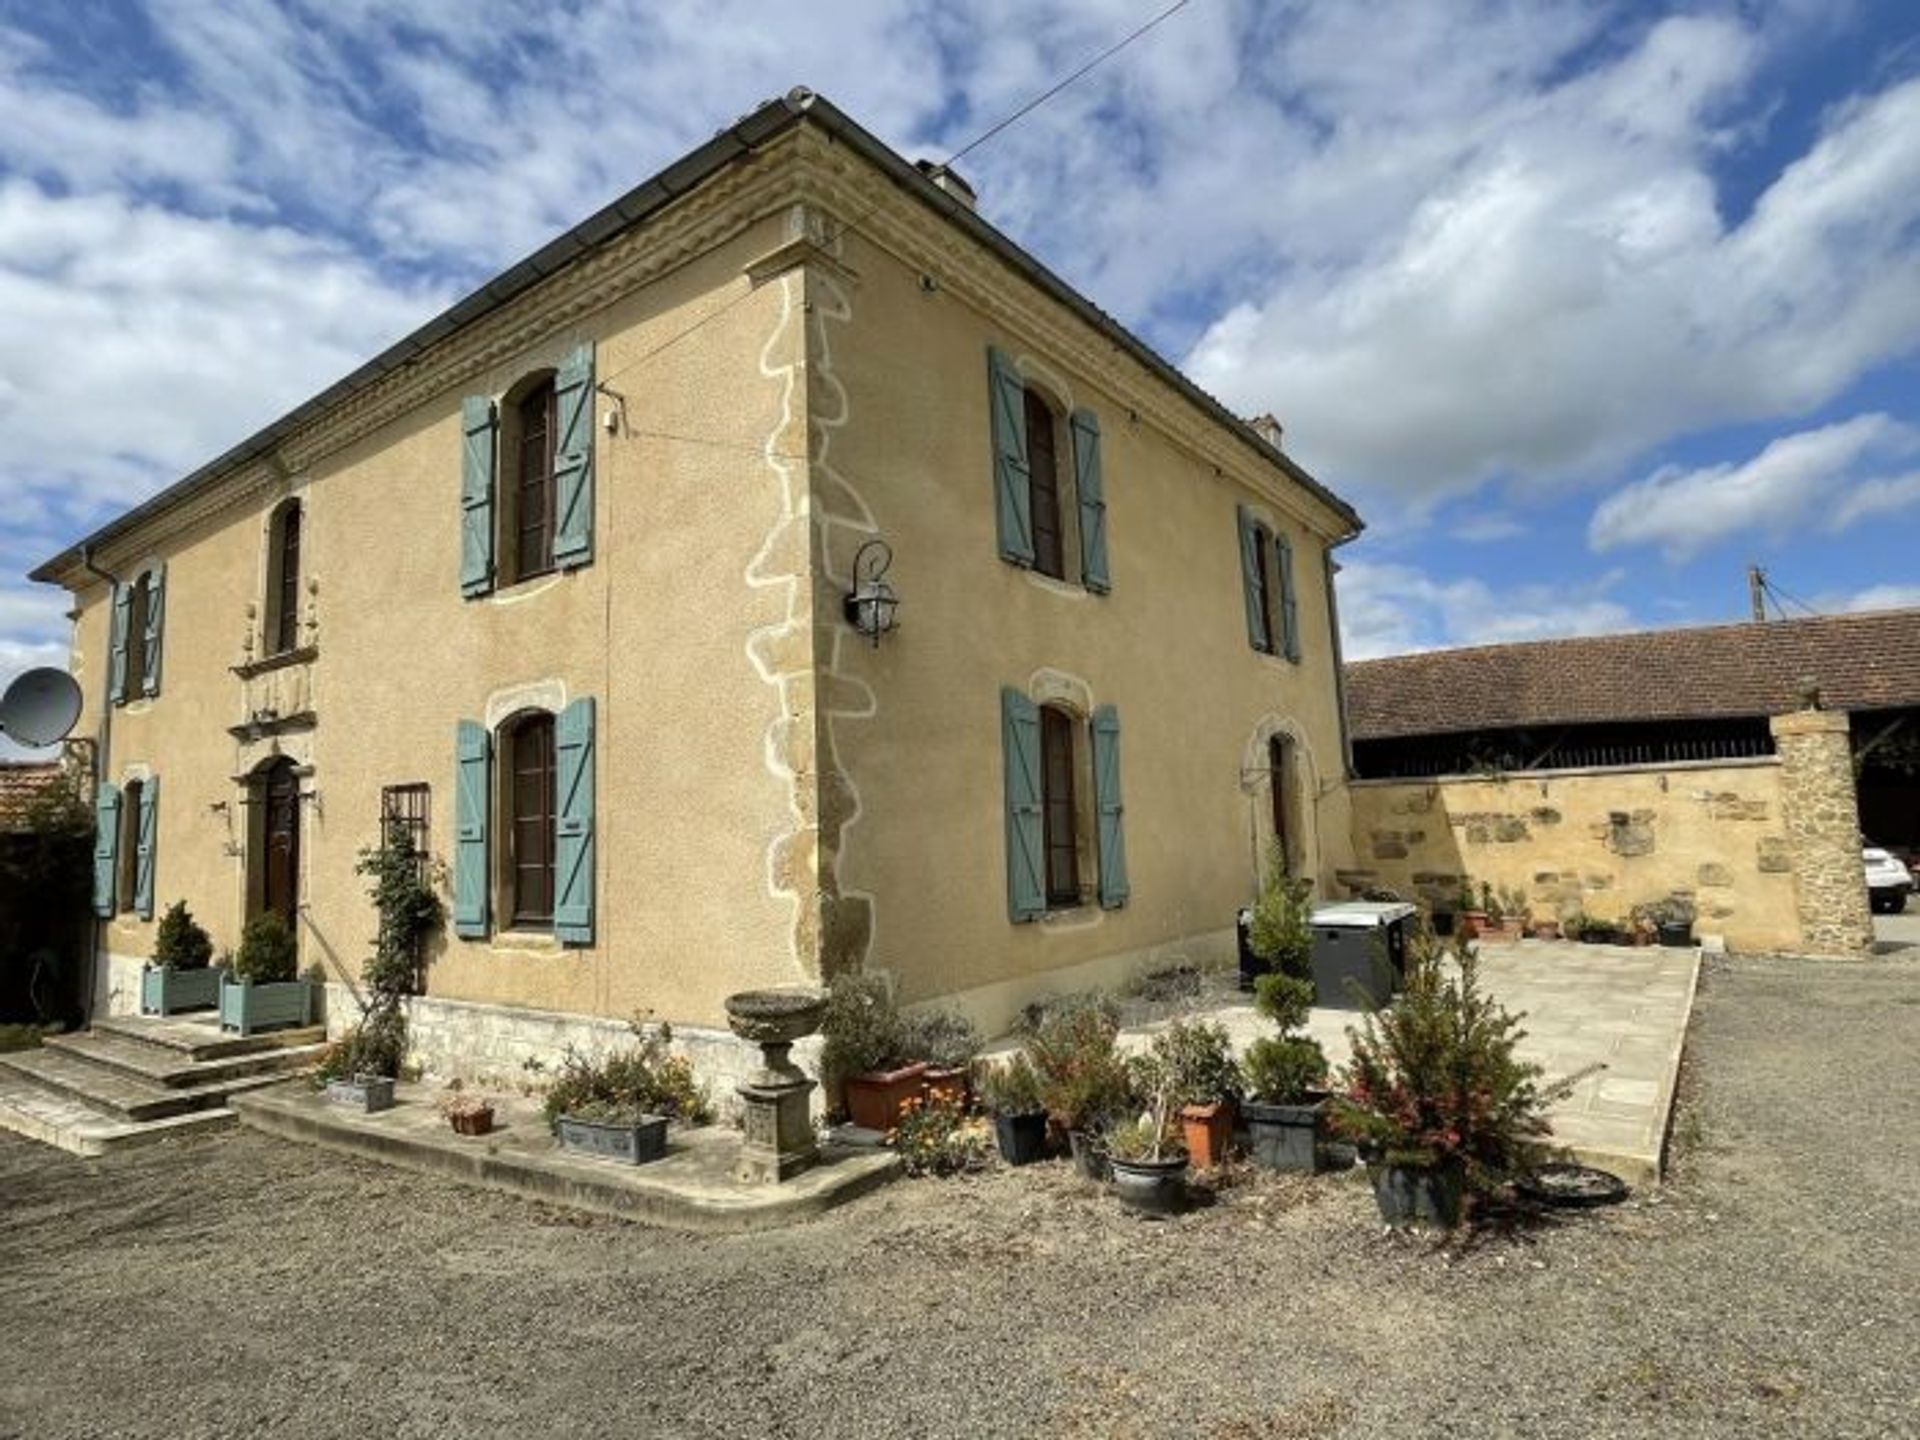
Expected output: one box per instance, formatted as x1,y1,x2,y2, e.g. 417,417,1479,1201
1748,564,1768,622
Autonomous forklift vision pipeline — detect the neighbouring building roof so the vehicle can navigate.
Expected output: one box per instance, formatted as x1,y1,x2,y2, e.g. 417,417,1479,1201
1346,608,1920,742
0,762,64,832
32,88,1359,586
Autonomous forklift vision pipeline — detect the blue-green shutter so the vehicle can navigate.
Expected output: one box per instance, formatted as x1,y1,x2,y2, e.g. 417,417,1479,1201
108,582,133,705
134,774,158,919
141,563,165,698
988,347,1035,566
552,344,595,570
1236,505,1269,652
93,782,121,917
553,697,595,945
460,396,497,598
1091,706,1129,909
1275,533,1300,663
1001,688,1044,923
454,720,490,936
1072,408,1110,593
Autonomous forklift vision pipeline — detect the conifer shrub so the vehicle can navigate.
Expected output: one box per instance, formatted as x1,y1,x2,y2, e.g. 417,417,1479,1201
151,901,213,971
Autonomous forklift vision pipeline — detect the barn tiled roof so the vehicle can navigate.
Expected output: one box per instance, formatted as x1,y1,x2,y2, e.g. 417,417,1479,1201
1345,608,1920,741
0,762,63,832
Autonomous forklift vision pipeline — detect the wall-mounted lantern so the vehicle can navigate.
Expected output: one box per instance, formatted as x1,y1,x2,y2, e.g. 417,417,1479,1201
843,538,900,648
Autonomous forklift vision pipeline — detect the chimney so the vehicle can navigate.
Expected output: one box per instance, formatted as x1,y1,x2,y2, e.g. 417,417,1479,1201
1248,413,1284,451
915,159,977,211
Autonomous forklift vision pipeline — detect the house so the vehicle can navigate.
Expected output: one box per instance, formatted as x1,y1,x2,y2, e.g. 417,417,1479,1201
29,90,1363,1083
1339,610,1918,954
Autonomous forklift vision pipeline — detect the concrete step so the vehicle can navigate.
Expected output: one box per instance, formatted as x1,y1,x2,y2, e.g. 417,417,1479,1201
0,1075,237,1157
0,1046,296,1124
42,1028,329,1090
90,1013,326,1063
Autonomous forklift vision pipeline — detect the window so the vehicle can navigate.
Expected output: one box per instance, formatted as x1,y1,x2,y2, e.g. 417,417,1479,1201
1268,734,1292,873
123,577,151,692
1026,389,1068,580
1249,521,1275,653
117,778,143,914
504,711,556,929
266,500,303,656
380,783,431,879
1236,507,1300,661
512,379,557,583
1040,705,1080,906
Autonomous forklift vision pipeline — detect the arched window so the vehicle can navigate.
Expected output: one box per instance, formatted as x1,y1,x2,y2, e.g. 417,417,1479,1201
265,500,303,656
123,572,152,687
510,378,558,583
1039,704,1081,906
1268,734,1293,874
502,710,556,929
117,778,143,913
1024,387,1070,580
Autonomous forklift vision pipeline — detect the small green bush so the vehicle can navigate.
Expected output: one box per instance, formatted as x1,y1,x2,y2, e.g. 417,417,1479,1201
151,900,214,971
902,1007,982,1068
315,1006,407,1083
1130,1018,1242,1109
231,911,297,984
1249,853,1314,981
1245,972,1327,1104
819,970,907,1081
977,1053,1044,1117
542,1020,712,1129
1027,998,1130,1133
1253,973,1313,1032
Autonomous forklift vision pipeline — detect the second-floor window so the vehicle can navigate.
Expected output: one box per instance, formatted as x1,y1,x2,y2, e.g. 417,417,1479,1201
987,345,1111,593
266,500,303,655
513,379,558,583
109,563,165,704
1236,506,1301,662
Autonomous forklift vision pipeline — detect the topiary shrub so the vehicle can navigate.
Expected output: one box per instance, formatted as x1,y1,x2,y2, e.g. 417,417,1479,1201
1244,974,1329,1104
231,911,297,984
1249,847,1314,981
1129,1017,1242,1109
151,901,213,971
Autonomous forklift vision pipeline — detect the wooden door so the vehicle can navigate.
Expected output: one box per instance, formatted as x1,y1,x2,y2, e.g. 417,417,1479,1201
262,761,300,924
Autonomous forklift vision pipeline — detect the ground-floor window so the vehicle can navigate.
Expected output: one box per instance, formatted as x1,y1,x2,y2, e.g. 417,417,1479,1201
504,711,555,929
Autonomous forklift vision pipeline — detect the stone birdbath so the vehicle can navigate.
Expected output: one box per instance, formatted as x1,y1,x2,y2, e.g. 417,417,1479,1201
724,988,827,1183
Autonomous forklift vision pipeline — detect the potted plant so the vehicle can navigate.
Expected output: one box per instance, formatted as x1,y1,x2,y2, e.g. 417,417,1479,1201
1496,886,1529,942
141,900,219,1016
1333,932,1553,1228
1457,879,1487,940
978,1053,1049,1166
219,910,314,1035
1248,859,1314,982
440,1088,496,1137
889,1090,993,1176
1529,912,1562,941
1131,1018,1242,1170
905,1007,982,1108
1241,975,1330,1173
820,970,924,1131
544,1018,712,1165
1026,995,1130,1179
1647,898,1695,947
1105,1089,1188,1217
325,1069,396,1114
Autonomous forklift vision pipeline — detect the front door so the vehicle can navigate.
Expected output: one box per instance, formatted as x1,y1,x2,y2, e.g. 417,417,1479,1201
262,760,300,924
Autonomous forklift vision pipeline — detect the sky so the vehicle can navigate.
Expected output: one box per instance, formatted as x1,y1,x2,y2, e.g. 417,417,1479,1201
3,0,1919,756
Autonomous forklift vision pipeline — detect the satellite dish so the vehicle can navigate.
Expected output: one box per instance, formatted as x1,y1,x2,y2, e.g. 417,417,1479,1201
0,668,83,748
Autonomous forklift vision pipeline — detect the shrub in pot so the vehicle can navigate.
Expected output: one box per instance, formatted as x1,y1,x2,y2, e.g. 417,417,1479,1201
315,824,444,1086
439,1088,496,1137
1646,897,1696,947
142,900,219,1016
1105,1092,1188,1217
1129,1018,1242,1170
543,1019,712,1165
820,971,923,1130
1242,975,1330,1173
890,1090,993,1176
219,910,313,1035
978,1053,1049,1166
1333,931,1553,1228
1025,994,1129,1179
1457,878,1487,939
904,1007,982,1108
1248,856,1314,983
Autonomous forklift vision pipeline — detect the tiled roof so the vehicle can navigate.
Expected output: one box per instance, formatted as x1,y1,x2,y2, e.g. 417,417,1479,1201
1346,608,1920,741
0,762,64,831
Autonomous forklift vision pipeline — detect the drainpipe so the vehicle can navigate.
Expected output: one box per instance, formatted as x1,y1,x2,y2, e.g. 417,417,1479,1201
77,545,118,1024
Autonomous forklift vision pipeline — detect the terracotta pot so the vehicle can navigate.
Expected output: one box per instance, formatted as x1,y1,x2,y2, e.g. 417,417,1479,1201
1530,921,1562,941
1460,911,1488,939
449,1107,494,1137
1498,918,1527,942
844,1062,928,1131
1179,1101,1236,1170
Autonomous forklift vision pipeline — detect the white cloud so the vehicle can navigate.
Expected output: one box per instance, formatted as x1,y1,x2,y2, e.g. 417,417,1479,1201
1831,583,1920,614
1337,560,1633,660
1449,512,1528,544
1588,413,1920,560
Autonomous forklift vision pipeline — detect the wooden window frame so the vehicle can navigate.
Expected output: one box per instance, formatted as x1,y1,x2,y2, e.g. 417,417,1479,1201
1250,522,1278,656
511,380,559,585
116,777,143,914
1268,734,1292,873
502,711,556,931
123,572,151,691
1040,705,1081,907
1025,387,1068,581
268,501,303,656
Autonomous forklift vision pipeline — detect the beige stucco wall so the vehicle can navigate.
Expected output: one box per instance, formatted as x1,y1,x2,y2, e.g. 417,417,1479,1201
809,220,1357,1036
1344,760,1802,950
53,124,1361,1062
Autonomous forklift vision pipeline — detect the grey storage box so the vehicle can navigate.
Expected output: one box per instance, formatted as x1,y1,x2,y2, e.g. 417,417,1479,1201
1308,902,1419,1009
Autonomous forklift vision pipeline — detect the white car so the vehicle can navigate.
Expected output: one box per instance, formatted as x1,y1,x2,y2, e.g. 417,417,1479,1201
1865,847,1914,914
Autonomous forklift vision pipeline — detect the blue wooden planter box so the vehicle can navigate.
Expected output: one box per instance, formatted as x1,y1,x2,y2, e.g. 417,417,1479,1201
219,975,314,1036
325,1074,396,1114
140,965,221,1017
555,1114,668,1166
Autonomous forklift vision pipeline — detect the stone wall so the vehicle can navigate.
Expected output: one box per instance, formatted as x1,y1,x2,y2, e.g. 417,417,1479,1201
1344,758,1802,950
1770,709,1874,957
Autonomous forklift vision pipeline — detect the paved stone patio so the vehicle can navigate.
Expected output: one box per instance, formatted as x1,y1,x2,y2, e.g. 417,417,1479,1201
1120,939,1699,1185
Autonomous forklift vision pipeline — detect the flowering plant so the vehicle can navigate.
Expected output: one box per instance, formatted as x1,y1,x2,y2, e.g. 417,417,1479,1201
888,1092,993,1176
1331,931,1552,1189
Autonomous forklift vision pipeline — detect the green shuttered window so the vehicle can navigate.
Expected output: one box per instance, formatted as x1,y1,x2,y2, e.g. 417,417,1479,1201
93,782,121,918
1002,690,1130,921
1071,408,1109,592
988,346,1114,594
552,344,595,570
1275,533,1301,663
460,396,498,597
462,342,594,598
1090,706,1128,908
134,774,159,920
108,565,165,705
453,720,490,935
988,347,1034,567
1001,688,1045,922
553,697,596,944
1236,507,1301,662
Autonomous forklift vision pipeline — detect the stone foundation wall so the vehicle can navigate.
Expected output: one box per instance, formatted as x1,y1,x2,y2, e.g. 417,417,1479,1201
1344,758,1802,950
1770,709,1874,957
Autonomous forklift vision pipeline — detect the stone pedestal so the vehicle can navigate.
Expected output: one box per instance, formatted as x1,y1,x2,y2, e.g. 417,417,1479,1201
724,989,826,1185
1770,708,1873,957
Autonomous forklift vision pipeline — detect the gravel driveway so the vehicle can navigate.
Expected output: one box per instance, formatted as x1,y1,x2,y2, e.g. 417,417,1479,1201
2,952,1915,1440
